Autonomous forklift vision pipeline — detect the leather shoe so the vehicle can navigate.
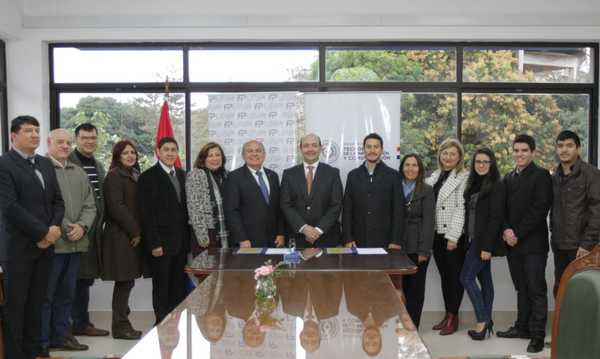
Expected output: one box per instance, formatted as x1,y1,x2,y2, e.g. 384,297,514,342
72,325,110,337
432,313,449,330
113,328,142,340
49,336,89,351
439,313,459,335
37,348,50,358
527,338,545,353
496,326,531,339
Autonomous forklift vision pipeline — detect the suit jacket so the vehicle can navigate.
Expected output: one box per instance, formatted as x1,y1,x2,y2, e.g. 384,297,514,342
343,272,401,327
138,163,190,257
278,272,342,320
280,162,343,248
224,166,284,247
0,150,65,261
343,161,404,247
502,162,553,255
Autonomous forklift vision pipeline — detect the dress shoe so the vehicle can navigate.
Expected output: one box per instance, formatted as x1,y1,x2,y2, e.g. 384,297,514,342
439,313,458,335
72,324,110,336
467,320,494,340
37,348,51,358
496,326,531,339
432,313,449,330
49,336,89,351
527,338,545,353
113,328,142,340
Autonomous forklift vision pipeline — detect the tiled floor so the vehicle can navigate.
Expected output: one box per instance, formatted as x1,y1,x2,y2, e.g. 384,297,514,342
51,311,552,359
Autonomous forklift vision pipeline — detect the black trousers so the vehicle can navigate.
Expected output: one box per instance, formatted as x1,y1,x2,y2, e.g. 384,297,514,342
4,253,52,359
403,253,430,328
552,248,577,298
112,280,135,332
150,250,187,325
433,233,466,315
506,251,548,339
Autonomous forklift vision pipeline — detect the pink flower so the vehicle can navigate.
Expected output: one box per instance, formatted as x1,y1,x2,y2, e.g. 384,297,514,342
254,265,274,279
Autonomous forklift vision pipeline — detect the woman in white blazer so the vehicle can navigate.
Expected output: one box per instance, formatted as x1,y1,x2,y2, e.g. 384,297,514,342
425,138,469,335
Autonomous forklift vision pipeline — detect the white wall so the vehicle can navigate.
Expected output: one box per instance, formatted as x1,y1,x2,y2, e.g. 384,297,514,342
2,0,600,311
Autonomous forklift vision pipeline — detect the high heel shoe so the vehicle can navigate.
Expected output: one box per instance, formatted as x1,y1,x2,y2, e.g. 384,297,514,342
467,320,494,340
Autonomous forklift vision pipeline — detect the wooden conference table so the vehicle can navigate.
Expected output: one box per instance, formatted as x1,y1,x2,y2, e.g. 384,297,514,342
124,248,431,359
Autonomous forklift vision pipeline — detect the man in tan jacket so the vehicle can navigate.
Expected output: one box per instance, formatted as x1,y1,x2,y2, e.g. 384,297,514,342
40,129,96,356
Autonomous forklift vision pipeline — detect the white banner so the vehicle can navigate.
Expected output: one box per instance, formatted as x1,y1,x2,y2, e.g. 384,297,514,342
305,92,402,183
208,92,300,176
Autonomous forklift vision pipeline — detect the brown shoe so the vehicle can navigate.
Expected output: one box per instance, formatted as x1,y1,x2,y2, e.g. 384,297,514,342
439,313,459,335
432,313,449,330
72,325,110,337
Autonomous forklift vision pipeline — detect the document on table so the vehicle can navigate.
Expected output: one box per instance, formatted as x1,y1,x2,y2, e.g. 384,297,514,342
236,248,264,254
355,248,387,255
325,247,354,255
265,248,292,255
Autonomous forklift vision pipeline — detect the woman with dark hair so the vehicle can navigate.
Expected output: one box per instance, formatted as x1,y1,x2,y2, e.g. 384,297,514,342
459,148,506,340
398,154,435,329
102,139,145,339
186,142,229,258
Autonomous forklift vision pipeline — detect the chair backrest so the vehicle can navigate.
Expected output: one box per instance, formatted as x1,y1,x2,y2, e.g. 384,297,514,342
551,244,600,359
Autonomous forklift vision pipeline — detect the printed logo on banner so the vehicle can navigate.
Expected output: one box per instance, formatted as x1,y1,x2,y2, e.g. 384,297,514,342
237,112,247,120
224,103,233,111
224,121,233,128
268,112,278,119
286,137,295,145
268,129,279,137
285,120,295,127
255,120,265,127
208,130,216,137
269,147,280,154
320,319,340,340
286,102,296,110
321,140,340,164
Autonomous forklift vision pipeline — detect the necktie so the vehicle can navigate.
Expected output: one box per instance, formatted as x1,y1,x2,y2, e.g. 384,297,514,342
28,156,45,189
306,165,314,195
256,170,270,204
169,169,182,202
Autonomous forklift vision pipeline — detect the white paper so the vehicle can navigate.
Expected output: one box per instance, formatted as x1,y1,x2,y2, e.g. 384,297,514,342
265,248,292,255
355,248,387,255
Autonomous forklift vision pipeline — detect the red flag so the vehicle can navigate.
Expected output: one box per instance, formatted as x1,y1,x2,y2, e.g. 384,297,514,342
155,99,182,169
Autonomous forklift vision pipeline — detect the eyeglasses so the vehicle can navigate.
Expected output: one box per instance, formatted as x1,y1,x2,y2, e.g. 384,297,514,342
474,160,491,165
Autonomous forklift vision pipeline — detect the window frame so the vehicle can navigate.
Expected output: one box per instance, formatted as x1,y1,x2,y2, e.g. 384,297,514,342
49,41,599,169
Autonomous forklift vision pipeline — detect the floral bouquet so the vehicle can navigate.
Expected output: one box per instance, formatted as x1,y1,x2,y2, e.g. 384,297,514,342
253,260,286,332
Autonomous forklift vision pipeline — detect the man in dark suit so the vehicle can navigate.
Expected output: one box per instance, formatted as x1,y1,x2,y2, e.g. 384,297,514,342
224,140,285,248
138,137,189,324
343,133,404,248
280,133,343,248
496,134,553,354
0,116,64,359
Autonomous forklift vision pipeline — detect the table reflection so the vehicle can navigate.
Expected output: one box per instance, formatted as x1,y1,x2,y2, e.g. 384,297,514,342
124,271,431,359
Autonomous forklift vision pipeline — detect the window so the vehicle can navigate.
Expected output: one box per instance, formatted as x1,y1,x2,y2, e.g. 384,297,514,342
464,47,593,83
59,92,186,170
189,48,319,82
52,47,184,83
50,42,598,171
326,46,456,82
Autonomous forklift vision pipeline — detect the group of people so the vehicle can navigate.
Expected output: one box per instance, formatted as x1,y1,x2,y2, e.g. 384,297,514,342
1,114,599,359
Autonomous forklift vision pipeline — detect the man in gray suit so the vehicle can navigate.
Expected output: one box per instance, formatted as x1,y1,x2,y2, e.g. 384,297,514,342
280,133,343,248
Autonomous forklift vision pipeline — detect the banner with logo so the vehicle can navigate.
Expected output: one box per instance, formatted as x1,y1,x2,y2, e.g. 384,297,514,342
208,92,300,176
305,92,402,184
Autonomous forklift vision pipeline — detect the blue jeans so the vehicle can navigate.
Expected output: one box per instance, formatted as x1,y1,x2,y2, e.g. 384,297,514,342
40,253,81,348
460,244,494,323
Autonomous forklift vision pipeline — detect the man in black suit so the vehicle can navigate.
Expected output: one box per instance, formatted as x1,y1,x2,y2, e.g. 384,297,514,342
280,133,343,248
496,134,553,354
224,140,285,248
138,137,189,325
343,133,404,248
0,116,64,359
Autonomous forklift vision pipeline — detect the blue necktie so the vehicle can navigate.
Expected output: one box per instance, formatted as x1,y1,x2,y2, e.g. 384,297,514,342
256,170,269,204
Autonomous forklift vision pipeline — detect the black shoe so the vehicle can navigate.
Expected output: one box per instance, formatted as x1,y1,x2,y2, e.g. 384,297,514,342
527,338,545,353
113,328,142,340
49,336,89,351
496,326,531,339
37,348,50,358
467,321,494,340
